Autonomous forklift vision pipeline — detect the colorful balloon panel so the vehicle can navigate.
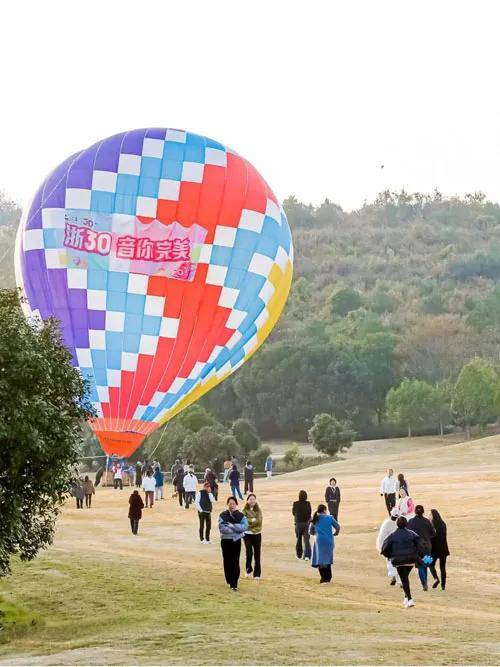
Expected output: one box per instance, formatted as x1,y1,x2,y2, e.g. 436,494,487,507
15,129,293,456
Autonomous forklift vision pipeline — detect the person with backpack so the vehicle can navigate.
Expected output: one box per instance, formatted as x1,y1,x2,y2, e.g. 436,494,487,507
381,515,420,608
195,481,215,543
243,493,263,579
228,464,244,500
309,504,340,584
128,489,144,535
408,505,436,591
218,496,248,591
183,467,198,508
244,461,254,494
292,490,312,560
428,508,450,590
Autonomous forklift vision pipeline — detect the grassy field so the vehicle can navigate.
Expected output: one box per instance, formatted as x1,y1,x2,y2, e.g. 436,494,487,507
0,434,499,665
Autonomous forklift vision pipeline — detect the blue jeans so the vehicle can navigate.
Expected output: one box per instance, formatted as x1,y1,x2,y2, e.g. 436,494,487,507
418,563,428,587
231,484,243,500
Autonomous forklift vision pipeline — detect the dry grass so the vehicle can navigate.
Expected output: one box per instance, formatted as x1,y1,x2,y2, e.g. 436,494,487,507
0,434,499,665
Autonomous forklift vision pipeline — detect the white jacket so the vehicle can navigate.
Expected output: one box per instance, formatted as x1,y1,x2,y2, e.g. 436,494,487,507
183,472,198,492
376,517,398,551
380,475,397,494
142,476,156,492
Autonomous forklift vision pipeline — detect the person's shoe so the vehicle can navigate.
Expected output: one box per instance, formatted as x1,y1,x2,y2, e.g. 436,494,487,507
253,576,261,580
407,599,415,608
432,579,440,589
230,587,238,592
206,540,212,544
390,577,396,586
304,557,310,562
245,572,252,577
422,584,428,591
201,539,207,544
403,597,409,607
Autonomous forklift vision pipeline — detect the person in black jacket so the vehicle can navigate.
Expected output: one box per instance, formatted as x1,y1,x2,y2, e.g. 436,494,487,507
381,516,420,608
244,461,254,494
229,464,244,500
324,478,341,520
292,490,312,560
428,508,450,590
408,505,436,591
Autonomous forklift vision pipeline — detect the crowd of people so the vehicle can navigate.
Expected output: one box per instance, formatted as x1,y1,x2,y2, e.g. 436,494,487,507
70,456,450,604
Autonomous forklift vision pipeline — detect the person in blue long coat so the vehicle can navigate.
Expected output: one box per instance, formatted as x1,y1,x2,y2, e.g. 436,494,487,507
309,504,340,583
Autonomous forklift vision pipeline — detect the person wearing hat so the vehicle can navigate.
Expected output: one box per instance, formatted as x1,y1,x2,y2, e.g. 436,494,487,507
376,507,400,585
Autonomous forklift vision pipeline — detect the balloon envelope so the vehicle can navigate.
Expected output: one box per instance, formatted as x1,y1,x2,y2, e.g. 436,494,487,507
15,128,293,456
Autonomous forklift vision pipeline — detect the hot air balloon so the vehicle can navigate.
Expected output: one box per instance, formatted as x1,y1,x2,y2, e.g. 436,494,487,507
15,128,293,457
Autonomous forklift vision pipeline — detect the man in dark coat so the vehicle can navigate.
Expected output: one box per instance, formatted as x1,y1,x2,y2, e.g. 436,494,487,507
324,477,341,520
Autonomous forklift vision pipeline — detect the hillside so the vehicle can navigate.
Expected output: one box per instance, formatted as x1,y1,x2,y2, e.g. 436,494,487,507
4,189,500,439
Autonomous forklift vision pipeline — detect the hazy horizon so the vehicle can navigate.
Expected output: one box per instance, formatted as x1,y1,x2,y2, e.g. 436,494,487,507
2,0,500,211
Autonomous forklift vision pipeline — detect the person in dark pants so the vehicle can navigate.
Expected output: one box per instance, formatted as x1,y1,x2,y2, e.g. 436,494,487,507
243,493,263,579
324,478,341,520
71,480,85,509
83,476,95,508
128,489,144,534
428,508,450,590
135,461,142,488
204,468,219,501
229,464,244,500
195,482,215,543
381,515,420,608
408,505,436,591
292,490,312,560
172,465,185,506
379,468,397,515
244,461,254,494
218,496,248,591
310,504,340,583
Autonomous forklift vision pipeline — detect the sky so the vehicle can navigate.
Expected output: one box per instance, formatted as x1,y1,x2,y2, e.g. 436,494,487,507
2,0,500,211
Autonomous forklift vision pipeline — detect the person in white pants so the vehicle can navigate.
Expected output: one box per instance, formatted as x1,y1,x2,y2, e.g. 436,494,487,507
376,508,401,585
264,455,273,479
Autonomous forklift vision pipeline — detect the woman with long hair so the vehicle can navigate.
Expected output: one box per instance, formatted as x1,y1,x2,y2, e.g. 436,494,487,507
396,487,415,519
381,515,420,608
242,493,263,579
309,504,340,584
428,509,450,590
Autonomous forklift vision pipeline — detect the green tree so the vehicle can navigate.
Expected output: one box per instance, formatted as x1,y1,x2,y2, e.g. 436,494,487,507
452,359,499,439
330,287,364,317
429,381,453,437
0,290,94,575
386,378,435,437
232,418,260,457
177,405,216,432
182,424,229,472
143,421,191,467
283,443,304,469
308,413,355,457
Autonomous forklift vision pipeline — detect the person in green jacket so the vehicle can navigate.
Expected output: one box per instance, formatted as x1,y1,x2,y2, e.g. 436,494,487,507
242,493,263,579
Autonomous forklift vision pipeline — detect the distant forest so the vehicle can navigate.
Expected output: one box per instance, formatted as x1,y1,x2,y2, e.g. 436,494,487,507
4,188,500,440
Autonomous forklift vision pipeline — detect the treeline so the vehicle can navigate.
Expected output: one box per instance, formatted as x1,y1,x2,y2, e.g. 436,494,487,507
203,190,500,439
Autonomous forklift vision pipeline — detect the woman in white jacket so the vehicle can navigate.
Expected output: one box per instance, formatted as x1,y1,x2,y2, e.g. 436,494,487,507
376,508,400,585
142,471,156,508
183,467,198,509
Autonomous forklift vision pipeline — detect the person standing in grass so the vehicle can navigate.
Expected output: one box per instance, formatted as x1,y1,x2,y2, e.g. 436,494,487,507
218,496,248,591
135,460,142,488
223,457,232,483
183,466,198,508
128,489,144,535
381,515,420,608
376,508,400,585
154,465,164,501
324,477,341,520
428,508,450,590
195,481,215,543
292,490,312,560
408,505,436,591
142,470,156,508
228,464,244,500
264,455,273,479
204,467,219,501
243,493,263,579
309,504,340,584
379,468,397,515
83,475,95,508
244,461,254,494
71,479,85,509
113,463,123,490
396,472,409,496
172,465,185,507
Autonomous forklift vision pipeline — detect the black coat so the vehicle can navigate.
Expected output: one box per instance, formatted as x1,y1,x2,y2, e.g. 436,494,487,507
325,486,341,503
229,469,240,485
128,493,144,519
244,465,254,481
407,515,436,555
431,521,450,559
292,500,312,523
381,527,420,566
